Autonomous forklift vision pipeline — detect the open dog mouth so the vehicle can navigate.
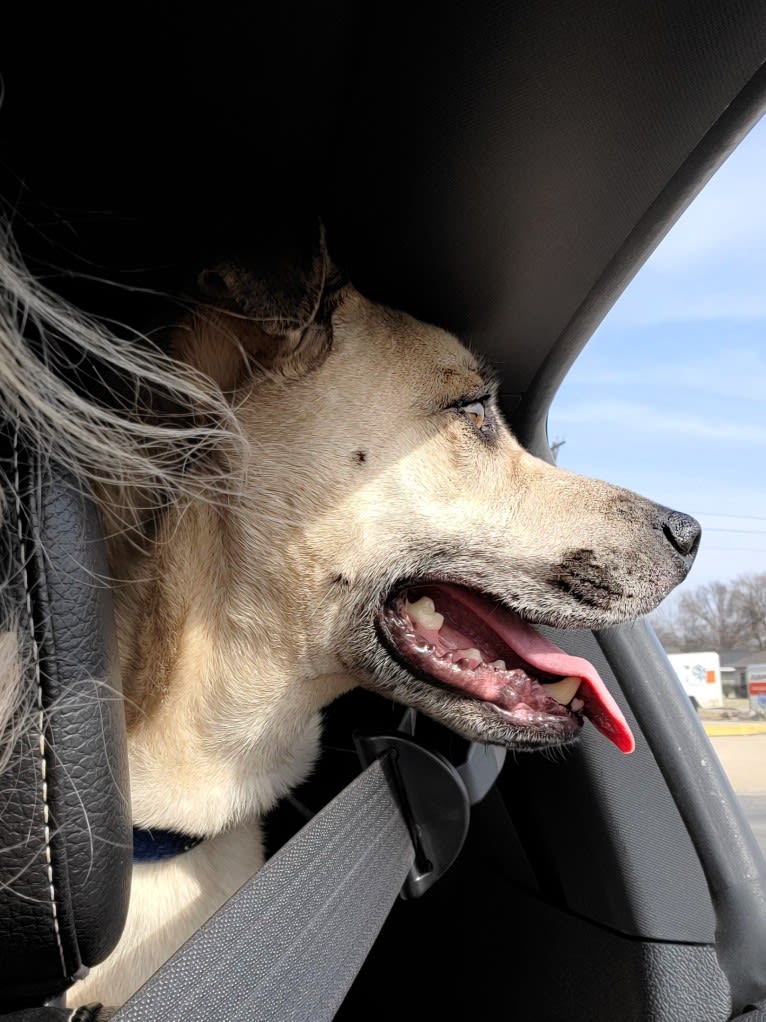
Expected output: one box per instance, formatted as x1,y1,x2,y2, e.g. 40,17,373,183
378,582,635,753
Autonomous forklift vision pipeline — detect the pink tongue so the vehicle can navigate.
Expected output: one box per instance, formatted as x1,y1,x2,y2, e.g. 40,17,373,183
448,588,635,754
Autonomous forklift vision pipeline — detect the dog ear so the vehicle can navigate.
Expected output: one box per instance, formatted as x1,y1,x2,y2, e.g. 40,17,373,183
190,223,348,389
197,224,344,335
178,225,347,388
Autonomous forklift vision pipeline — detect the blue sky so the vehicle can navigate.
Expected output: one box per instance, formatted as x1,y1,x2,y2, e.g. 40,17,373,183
548,114,766,602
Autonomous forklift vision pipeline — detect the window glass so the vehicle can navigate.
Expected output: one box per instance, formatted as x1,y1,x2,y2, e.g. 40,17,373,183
547,117,766,854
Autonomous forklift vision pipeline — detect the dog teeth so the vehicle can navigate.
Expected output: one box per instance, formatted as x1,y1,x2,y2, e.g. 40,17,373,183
491,659,507,671
543,676,581,706
453,648,484,670
570,697,585,712
405,595,444,632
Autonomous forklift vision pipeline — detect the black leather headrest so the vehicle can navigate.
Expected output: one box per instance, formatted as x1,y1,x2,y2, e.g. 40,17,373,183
0,426,131,1010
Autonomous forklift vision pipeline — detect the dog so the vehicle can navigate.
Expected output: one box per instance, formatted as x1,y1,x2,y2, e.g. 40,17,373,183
0,230,699,1007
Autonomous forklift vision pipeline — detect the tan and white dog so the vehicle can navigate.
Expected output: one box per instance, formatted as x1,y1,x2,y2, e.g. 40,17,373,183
48,238,699,1006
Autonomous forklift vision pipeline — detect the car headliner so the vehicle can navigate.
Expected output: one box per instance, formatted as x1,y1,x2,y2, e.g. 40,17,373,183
1,1,766,443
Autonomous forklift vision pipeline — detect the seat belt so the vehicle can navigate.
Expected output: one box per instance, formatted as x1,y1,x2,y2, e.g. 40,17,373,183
110,731,483,1022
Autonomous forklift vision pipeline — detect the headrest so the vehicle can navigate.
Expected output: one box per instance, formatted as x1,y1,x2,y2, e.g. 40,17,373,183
0,425,131,1010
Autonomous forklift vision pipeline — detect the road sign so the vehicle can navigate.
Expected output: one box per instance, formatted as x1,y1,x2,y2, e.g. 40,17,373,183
747,665,766,716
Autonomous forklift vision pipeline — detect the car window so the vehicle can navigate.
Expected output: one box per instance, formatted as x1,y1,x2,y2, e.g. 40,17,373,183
547,115,766,855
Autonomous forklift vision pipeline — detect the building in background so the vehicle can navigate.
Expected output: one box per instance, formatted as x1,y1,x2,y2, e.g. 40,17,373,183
719,651,766,699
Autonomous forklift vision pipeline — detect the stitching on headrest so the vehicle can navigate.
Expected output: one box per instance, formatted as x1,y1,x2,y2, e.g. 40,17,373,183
11,427,67,978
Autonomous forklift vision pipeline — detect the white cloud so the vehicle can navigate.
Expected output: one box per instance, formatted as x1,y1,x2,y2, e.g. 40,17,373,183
553,399,766,444
569,346,766,401
611,283,766,326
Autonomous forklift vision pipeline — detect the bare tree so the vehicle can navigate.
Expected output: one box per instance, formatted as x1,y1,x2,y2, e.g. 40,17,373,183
676,582,743,650
732,572,766,650
650,602,684,652
650,572,766,652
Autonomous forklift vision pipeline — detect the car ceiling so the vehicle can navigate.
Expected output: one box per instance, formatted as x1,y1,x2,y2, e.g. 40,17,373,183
2,1,766,437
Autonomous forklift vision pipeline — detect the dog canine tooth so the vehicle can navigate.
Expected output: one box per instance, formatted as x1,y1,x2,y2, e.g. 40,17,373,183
491,659,507,670
570,697,585,712
405,595,445,632
543,676,581,706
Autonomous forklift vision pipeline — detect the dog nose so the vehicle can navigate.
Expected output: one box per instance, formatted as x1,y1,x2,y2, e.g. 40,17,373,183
659,509,702,559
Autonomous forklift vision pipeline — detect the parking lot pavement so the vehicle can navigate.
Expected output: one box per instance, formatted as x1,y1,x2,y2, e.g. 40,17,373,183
699,698,766,740
708,733,766,857
708,734,766,794
736,794,766,858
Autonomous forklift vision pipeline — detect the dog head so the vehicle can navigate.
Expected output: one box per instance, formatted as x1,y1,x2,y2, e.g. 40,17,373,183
175,235,699,756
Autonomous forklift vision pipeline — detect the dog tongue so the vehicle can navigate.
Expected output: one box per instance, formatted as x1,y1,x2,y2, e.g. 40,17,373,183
447,588,635,754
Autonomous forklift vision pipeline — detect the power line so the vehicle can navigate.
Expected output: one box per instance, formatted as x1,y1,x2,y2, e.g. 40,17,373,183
705,527,766,535
704,547,766,553
692,512,766,522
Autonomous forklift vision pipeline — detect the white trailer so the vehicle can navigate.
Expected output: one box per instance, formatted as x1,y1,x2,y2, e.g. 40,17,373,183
667,652,724,709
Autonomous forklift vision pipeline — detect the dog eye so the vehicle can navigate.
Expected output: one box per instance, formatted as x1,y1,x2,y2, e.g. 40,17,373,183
462,401,486,429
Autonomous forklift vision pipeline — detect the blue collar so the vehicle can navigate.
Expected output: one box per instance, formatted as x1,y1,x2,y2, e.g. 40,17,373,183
132,826,204,862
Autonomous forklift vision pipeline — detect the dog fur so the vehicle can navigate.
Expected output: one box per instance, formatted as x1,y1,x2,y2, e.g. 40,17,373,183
0,235,697,1007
